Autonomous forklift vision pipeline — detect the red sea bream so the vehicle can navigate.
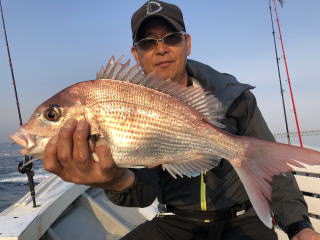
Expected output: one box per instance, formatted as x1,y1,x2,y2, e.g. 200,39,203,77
10,56,320,228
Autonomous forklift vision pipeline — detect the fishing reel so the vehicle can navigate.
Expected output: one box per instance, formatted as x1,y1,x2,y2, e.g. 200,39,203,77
18,156,34,175
18,156,37,207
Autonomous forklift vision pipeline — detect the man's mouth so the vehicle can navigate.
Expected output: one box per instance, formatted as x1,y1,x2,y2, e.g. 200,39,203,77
155,61,173,68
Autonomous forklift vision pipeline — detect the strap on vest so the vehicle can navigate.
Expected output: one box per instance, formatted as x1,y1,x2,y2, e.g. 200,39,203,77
158,200,252,221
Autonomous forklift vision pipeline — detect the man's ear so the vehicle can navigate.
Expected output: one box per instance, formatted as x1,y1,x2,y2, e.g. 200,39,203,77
131,46,140,66
185,34,191,56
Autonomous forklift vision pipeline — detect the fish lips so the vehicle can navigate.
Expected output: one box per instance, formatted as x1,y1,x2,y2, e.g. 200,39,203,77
10,130,37,155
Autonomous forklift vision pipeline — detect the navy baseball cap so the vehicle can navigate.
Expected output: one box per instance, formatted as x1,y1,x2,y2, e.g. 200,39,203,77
131,1,186,42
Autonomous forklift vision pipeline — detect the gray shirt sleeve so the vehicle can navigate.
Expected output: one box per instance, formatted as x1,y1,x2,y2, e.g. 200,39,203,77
227,90,310,229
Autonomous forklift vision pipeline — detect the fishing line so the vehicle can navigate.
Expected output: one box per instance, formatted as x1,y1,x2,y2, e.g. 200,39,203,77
0,0,37,208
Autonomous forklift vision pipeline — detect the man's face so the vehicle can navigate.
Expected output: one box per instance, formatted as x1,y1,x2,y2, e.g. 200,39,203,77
131,18,191,86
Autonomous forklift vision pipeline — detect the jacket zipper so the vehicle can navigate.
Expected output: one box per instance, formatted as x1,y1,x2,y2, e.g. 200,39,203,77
200,171,210,222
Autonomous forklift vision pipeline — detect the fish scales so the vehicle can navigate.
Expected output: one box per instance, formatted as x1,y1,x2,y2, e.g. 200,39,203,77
10,57,320,229
71,80,219,167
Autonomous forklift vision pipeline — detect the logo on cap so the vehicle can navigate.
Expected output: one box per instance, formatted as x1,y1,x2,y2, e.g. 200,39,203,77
146,1,163,15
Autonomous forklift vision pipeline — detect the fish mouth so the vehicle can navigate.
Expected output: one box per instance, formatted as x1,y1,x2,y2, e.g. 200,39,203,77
10,130,36,155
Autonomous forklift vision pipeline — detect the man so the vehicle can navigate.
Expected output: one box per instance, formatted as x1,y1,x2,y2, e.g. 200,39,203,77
43,1,320,239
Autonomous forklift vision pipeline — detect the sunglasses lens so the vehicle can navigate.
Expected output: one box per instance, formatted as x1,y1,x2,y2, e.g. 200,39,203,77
164,32,184,45
135,32,185,51
137,39,157,51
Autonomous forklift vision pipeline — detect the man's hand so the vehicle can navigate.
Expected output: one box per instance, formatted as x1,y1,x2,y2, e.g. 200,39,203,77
292,228,320,240
43,118,135,191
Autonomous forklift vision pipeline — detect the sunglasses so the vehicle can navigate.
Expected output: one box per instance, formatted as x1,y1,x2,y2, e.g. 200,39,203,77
134,32,186,51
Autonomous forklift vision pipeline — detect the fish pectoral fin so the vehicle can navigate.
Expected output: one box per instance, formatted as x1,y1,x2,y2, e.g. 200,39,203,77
128,165,145,168
162,156,219,179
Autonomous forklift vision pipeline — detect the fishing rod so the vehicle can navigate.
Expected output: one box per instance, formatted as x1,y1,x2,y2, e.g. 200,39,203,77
272,0,304,147
268,0,291,144
0,0,37,208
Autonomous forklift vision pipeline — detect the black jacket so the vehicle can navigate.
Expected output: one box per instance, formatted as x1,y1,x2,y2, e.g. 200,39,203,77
105,59,309,230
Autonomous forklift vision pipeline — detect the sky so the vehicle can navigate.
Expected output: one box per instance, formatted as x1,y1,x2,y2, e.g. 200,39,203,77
0,0,319,146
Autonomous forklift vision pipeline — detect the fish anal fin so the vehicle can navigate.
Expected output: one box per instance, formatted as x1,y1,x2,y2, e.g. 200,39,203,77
162,156,220,178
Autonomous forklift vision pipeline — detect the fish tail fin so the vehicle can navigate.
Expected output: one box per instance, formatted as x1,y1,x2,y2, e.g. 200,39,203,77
231,136,320,228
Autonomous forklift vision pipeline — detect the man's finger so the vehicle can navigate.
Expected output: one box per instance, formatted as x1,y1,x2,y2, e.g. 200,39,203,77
57,118,77,164
73,120,91,165
43,135,63,174
95,139,115,170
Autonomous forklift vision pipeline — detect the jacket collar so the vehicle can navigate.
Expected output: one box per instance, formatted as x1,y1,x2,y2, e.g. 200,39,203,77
186,59,254,113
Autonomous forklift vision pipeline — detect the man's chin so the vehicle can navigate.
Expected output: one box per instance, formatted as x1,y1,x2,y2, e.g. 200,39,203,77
154,70,174,81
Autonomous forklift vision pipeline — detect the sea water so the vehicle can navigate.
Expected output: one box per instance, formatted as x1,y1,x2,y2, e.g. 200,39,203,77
0,143,50,212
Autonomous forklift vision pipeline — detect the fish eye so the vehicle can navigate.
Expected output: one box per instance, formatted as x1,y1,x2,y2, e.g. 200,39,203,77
44,104,62,122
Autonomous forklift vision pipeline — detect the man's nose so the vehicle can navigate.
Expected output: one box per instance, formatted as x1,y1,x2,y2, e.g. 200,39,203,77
155,41,169,55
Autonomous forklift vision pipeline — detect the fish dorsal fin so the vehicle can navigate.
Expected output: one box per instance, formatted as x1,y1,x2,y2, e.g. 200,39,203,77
96,56,224,128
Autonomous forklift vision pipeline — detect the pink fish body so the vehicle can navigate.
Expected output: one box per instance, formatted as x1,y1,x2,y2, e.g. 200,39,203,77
10,57,320,228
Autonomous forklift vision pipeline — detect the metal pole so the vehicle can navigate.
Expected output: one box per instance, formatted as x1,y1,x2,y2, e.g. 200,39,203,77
268,0,291,144
0,0,37,208
273,0,304,147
